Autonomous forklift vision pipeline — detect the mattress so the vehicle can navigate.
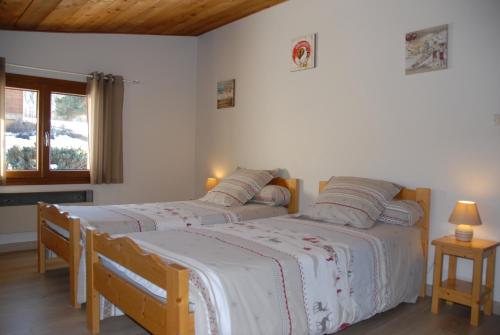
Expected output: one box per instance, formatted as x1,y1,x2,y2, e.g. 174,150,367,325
44,200,287,305
101,216,424,335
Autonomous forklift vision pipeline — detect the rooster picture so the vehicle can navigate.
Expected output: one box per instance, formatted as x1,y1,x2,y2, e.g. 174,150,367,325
291,34,316,71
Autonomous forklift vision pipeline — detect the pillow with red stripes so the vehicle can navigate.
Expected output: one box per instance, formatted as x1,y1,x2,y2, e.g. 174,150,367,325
200,168,274,207
304,176,401,229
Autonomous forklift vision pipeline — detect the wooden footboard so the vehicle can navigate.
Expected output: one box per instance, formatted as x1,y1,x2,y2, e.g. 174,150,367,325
37,202,81,308
86,229,194,335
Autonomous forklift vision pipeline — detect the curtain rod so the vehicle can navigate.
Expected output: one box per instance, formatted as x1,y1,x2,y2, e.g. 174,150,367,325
6,63,140,84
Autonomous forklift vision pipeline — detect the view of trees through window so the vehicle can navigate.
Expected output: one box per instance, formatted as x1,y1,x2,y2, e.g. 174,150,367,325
5,88,38,170
5,88,89,172
50,93,89,170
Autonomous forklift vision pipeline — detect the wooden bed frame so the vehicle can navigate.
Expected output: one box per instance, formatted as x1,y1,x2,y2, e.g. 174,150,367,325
85,180,430,335
86,229,194,335
319,181,431,297
37,203,81,307
37,177,299,308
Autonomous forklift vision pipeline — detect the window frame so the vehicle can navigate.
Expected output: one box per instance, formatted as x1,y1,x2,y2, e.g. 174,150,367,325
5,73,90,185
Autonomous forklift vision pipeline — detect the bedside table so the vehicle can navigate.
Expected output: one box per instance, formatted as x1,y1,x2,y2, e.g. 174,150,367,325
431,236,499,326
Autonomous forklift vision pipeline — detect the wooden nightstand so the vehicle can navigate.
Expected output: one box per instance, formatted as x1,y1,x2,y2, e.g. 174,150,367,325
431,236,499,326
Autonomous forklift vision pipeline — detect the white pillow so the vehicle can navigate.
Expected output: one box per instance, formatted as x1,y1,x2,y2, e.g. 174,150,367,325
249,185,291,207
378,200,424,226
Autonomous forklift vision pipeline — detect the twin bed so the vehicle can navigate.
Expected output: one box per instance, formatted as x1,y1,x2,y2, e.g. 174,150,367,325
37,177,431,335
37,177,299,307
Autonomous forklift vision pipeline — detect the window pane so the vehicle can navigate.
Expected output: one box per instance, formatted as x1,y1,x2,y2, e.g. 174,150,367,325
5,88,38,171
49,93,89,170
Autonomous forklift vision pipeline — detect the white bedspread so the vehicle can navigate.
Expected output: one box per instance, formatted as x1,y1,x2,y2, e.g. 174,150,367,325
103,216,423,335
47,200,286,304
51,200,287,238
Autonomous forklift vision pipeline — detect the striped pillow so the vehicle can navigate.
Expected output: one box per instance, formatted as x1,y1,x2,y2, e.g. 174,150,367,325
237,166,280,178
305,176,401,229
200,168,274,207
378,200,424,226
249,185,291,207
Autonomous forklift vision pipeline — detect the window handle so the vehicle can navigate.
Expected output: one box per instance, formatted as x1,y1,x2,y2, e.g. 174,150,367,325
44,131,50,147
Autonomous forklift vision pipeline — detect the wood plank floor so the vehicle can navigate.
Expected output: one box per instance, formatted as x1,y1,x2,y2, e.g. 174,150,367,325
1,250,499,335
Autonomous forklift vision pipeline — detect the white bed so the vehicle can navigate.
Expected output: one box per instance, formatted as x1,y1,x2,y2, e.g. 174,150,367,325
100,215,424,335
47,200,288,238
68,201,286,304
38,177,299,308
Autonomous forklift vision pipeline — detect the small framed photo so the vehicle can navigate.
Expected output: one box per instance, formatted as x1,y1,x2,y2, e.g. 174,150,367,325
291,33,316,71
217,79,235,109
405,24,448,75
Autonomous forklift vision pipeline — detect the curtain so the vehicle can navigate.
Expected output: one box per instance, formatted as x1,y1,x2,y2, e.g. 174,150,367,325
0,57,6,184
87,72,124,184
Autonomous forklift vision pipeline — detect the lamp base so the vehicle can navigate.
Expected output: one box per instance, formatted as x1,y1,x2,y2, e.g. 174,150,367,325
455,224,473,242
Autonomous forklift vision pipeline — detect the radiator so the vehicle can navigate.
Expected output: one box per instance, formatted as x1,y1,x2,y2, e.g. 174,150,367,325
0,190,93,207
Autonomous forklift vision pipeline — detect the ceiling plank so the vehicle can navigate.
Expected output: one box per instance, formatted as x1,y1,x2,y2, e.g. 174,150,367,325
174,0,286,36
37,0,91,31
60,0,118,31
15,0,64,30
91,0,164,33
111,0,202,34
142,0,239,35
0,0,287,36
0,0,32,26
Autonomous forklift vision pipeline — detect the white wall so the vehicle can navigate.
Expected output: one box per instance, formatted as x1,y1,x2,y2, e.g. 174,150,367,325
1,0,500,304
0,31,198,234
195,0,500,301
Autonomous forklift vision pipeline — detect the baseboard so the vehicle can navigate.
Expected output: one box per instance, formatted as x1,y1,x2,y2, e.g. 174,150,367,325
0,232,37,254
426,284,500,316
0,241,36,253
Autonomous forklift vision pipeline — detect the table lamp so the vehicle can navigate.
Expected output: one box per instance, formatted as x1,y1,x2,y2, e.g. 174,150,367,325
448,200,482,242
205,177,218,192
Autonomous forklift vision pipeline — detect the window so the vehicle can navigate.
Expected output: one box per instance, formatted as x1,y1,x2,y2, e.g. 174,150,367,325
5,74,90,185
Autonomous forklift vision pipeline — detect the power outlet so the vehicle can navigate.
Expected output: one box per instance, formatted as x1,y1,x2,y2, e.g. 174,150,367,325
495,114,500,126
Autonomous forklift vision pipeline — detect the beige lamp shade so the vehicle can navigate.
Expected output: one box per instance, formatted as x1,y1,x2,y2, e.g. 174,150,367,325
205,177,218,192
448,201,482,226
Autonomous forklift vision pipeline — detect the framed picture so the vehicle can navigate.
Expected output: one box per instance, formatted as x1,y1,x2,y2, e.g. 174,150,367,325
405,24,448,75
291,33,316,71
217,79,235,109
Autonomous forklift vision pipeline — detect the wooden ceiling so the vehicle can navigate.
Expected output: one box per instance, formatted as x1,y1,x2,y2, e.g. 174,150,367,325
0,0,286,36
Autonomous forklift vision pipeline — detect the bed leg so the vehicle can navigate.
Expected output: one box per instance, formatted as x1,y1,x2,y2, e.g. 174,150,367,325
86,228,100,334
416,188,431,299
419,265,427,298
166,265,190,335
69,217,81,308
37,203,46,274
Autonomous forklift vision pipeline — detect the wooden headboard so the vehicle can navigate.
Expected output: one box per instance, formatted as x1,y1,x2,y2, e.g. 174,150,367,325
319,180,431,298
269,178,299,214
